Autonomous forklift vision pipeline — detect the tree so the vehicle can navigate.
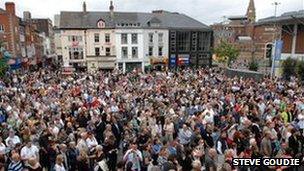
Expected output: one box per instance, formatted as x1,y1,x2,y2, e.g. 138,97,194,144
296,60,304,81
213,40,240,67
0,41,9,77
281,57,297,80
248,59,259,71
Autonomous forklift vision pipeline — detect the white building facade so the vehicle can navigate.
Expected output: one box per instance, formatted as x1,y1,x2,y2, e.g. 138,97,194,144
115,29,144,72
57,1,211,72
143,29,169,70
60,30,86,68
86,29,116,71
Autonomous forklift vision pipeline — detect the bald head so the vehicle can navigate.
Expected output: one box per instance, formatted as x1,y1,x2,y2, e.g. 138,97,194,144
209,148,217,159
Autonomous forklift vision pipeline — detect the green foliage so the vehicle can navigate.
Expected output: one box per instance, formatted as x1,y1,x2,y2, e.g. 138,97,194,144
248,60,259,71
296,60,304,81
0,41,9,77
213,40,240,67
281,57,297,80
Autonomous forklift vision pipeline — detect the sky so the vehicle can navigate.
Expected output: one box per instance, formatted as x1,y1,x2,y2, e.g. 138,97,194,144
0,0,303,25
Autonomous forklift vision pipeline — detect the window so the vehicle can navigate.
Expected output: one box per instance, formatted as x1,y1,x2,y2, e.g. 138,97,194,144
158,33,163,43
122,47,128,58
131,34,138,44
121,34,128,44
118,63,123,70
106,47,111,56
148,47,153,56
149,33,154,43
177,32,190,52
95,47,100,56
132,47,138,58
0,25,4,32
158,47,163,56
105,34,110,43
69,47,84,60
94,33,99,43
198,32,210,51
69,35,82,42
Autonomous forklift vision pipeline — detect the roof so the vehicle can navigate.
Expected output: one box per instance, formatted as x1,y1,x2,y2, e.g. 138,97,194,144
0,8,5,13
257,10,304,25
227,15,248,20
59,11,211,30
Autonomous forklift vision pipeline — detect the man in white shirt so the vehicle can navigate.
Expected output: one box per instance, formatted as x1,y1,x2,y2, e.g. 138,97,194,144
5,130,21,147
202,104,215,124
86,132,98,151
20,140,39,164
77,132,89,153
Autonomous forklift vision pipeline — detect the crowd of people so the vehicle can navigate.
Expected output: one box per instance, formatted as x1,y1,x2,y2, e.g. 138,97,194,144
0,67,303,171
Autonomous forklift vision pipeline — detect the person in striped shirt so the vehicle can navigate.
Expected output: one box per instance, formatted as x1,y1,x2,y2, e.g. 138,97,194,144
8,153,24,171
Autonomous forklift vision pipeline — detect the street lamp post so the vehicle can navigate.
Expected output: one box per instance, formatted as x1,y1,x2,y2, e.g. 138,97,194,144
271,1,281,78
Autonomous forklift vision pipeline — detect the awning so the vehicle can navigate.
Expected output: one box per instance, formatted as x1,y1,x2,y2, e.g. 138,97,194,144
150,57,168,65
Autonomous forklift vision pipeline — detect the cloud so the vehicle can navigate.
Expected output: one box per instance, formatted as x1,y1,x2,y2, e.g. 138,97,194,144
0,0,303,25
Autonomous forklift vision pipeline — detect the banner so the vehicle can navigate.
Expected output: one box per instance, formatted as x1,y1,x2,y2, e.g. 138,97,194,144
274,40,283,60
170,55,176,67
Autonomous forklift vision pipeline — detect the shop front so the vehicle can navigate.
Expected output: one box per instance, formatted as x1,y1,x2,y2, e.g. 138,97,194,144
150,56,168,71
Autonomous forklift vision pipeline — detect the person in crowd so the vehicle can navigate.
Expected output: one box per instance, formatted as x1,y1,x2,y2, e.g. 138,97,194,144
77,150,90,171
8,153,24,171
123,142,143,171
1,67,304,170
66,142,78,171
5,130,21,148
205,148,217,171
260,131,272,157
54,154,66,171
20,140,39,165
25,157,42,171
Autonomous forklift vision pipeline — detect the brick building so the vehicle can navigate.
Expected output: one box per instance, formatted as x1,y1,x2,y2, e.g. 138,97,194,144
0,2,22,58
212,0,278,61
31,18,55,56
258,10,304,60
0,2,53,69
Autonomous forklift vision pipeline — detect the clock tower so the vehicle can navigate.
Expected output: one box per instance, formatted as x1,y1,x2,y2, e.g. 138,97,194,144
246,0,256,23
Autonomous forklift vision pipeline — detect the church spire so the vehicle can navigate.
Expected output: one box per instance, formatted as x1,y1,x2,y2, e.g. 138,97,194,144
109,0,114,18
83,1,87,13
246,0,256,23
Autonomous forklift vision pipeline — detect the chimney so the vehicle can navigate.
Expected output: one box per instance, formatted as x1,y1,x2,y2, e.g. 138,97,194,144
109,0,114,18
23,11,32,21
5,2,15,15
83,1,87,13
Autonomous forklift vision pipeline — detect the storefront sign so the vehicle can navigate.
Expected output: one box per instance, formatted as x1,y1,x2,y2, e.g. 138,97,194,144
178,54,190,66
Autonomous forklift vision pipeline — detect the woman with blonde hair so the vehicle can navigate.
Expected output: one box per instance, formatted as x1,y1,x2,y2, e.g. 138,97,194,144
26,157,42,171
163,118,174,142
77,150,90,171
54,154,66,171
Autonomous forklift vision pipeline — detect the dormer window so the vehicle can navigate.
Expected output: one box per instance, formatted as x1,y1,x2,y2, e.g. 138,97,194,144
97,19,106,28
